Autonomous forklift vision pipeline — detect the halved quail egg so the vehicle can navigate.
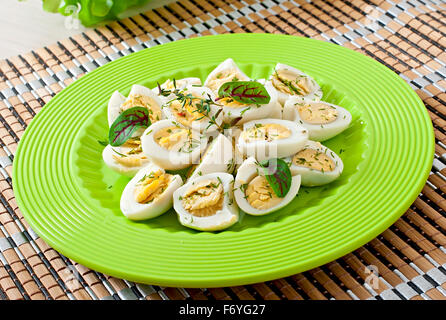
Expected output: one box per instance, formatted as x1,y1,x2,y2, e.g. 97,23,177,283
233,157,301,215
173,173,239,231
102,137,151,177
157,77,202,92
204,58,250,93
283,97,352,141
237,119,309,161
268,63,322,105
187,134,235,181
120,163,183,220
162,86,223,133
108,84,164,127
141,119,208,170
217,80,278,125
287,140,343,187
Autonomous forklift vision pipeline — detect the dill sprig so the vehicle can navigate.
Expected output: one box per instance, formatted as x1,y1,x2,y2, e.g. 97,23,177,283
163,88,227,134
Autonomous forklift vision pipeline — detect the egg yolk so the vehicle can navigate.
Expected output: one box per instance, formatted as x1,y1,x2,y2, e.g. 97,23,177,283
293,148,335,172
161,79,185,91
272,69,310,96
182,179,224,217
154,126,198,153
113,154,149,167
207,68,248,91
121,94,162,123
242,123,291,142
218,97,247,108
297,103,338,124
134,170,171,204
112,138,148,167
245,176,282,210
168,95,207,127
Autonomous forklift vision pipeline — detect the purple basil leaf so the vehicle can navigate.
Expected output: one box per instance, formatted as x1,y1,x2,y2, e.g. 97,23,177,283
217,81,271,105
108,106,150,146
259,158,292,198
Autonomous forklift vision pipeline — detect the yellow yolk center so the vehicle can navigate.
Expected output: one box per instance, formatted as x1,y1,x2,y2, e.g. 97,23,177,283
121,94,162,123
112,138,148,167
242,123,291,142
207,68,248,91
293,148,335,172
272,69,310,96
182,179,224,217
245,176,282,210
297,103,338,124
134,170,171,204
154,126,196,152
161,79,185,91
218,97,247,108
169,95,206,127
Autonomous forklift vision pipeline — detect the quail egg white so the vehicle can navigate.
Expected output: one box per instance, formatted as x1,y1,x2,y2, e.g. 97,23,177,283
283,97,352,141
204,58,250,93
120,163,183,220
157,77,202,92
102,137,151,177
233,157,301,216
173,172,239,231
237,119,309,161
141,119,208,170
217,80,278,125
108,84,164,127
287,140,343,187
187,134,235,181
254,79,283,119
162,86,223,133
268,63,322,105
107,91,126,126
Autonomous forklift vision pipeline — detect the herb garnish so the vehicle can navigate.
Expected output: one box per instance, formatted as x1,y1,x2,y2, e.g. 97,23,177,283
274,71,302,95
97,139,108,147
217,81,271,105
108,107,151,146
259,158,292,198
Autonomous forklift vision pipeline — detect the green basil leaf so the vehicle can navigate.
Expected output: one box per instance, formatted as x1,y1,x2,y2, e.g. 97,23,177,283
217,81,271,105
108,107,150,146
259,158,292,198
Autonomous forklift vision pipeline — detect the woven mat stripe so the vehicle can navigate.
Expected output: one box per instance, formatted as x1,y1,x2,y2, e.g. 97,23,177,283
0,0,445,300
0,52,109,298
0,62,102,300
318,0,446,300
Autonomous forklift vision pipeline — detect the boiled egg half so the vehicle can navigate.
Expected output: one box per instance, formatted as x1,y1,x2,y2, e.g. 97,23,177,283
162,86,223,133
269,63,322,105
120,163,183,220
141,119,208,170
173,173,239,231
108,84,164,127
216,80,278,125
102,137,151,177
204,58,250,93
287,140,343,187
187,134,235,181
233,157,301,216
237,119,309,161
283,97,352,141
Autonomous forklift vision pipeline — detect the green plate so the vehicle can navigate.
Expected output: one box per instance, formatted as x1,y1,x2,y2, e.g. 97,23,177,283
13,34,434,288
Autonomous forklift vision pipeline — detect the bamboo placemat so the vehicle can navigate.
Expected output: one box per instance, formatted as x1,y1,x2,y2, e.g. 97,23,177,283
0,0,445,300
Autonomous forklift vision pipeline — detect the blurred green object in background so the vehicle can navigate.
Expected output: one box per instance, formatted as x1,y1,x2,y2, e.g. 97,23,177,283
41,0,151,26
